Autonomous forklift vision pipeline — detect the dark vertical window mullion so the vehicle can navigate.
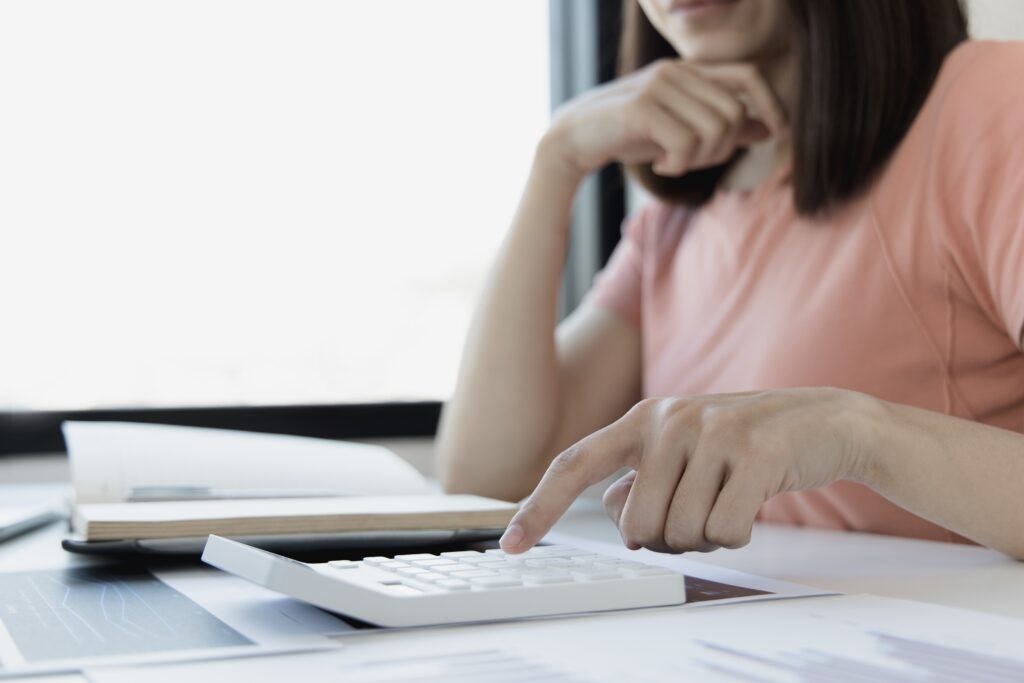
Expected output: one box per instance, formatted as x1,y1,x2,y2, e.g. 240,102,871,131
549,0,627,318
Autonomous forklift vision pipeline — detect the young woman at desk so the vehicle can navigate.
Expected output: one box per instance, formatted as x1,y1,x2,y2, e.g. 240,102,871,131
436,0,1024,560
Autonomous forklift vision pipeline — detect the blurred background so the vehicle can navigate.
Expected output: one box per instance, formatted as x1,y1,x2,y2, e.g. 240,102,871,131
1,0,1022,453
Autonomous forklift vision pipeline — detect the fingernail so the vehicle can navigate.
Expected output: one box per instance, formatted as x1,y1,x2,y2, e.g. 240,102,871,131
500,523,524,551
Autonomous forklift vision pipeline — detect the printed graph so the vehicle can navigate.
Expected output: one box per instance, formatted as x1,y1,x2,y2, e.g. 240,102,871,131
0,565,251,662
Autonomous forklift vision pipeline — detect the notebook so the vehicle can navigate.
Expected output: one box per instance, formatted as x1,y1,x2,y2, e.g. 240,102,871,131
71,495,517,541
60,422,517,555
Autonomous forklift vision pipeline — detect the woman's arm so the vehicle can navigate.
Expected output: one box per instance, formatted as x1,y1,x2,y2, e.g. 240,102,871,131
866,391,1024,559
434,140,641,502
499,388,1024,560
437,61,787,501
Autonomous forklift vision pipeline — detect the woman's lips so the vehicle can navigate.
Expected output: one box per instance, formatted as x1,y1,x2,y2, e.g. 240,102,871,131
670,0,740,15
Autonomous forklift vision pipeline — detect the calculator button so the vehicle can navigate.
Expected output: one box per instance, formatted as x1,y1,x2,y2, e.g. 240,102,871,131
470,575,522,588
453,555,497,564
397,567,429,577
568,567,620,580
474,561,520,571
394,553,438,560
524,558,573,568
361,556,390,565
327,560,358,569
607,561,645,570
524,546,576,557
568,564,621,574
380,561,410,570
452,570,500,579
592,561,630,571
435,579,471,590
414,572,448,582
521,572,573,585
434,567,474,575
411,558,458,567
567,554,604,562
439,551,483,558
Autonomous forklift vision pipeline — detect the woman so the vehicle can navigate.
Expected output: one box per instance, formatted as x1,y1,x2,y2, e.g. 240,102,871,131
436,0,1024,559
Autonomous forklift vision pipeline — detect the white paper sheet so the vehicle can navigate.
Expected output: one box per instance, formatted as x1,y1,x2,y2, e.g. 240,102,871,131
83,649,581,683
77,495,515,524
63,421,432,504
543,531,830,605
152,567,357,641
84,594,1024,683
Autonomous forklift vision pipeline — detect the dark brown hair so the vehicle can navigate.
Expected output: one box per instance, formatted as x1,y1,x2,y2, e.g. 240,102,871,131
619,0,968,216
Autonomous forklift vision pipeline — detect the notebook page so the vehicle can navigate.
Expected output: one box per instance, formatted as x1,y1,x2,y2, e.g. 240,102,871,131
64,421,433,503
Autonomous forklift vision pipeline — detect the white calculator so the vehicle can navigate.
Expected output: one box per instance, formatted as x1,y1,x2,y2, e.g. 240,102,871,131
202,535,686,627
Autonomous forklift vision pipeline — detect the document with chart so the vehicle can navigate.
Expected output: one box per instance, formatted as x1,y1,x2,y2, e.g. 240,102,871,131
84,594,1024,683
0,563,339,675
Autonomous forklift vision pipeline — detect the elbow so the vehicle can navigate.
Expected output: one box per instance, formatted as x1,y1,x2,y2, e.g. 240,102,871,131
435,445,535,503
439,465,532,503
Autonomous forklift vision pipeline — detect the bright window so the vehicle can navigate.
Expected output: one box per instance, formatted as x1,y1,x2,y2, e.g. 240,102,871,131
1,1,550,410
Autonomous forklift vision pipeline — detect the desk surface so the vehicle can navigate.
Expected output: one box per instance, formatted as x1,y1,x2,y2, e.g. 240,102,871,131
2,455,1022,682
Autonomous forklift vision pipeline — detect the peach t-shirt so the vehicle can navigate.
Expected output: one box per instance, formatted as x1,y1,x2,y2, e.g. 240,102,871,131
587,41,1024,543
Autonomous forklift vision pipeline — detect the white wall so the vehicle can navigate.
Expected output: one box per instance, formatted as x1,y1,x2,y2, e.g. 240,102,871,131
968,0,1024,40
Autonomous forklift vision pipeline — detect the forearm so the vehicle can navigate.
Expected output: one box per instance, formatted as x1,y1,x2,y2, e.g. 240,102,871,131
435,138,583,500
855,397,1024,559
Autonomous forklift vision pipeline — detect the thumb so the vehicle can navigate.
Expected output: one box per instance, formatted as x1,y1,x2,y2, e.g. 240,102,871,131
602,470,636,529
603,470,642,551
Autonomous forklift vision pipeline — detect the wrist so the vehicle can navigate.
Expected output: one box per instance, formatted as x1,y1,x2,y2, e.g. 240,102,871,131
535,127,589,186
837,389,898,487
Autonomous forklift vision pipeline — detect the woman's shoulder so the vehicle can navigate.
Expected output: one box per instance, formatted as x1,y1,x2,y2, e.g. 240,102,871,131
930,40,1024,126
913,41,1024,343
943,38,1024,70
904,39,1024,196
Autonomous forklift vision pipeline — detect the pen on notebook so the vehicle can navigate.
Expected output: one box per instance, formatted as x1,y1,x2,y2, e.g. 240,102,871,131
127,486,351,502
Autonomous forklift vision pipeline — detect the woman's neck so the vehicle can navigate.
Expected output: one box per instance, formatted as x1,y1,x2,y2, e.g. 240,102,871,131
722,48,798,193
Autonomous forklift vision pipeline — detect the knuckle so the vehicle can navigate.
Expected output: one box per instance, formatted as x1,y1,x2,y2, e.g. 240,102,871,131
629,397,662,420
700,404,739,438
663,399,701,433
663,523,702,552
722,100,745,123
618,513,660,549
549,444,588,477
704,517,749,549
660,412,694,446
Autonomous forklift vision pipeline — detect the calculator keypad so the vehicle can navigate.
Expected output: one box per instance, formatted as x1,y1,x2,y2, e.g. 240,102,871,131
329,545,676,593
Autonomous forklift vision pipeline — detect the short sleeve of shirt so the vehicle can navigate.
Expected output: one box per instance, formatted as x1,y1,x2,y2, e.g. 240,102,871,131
932,41,1024,349
583,205,651,328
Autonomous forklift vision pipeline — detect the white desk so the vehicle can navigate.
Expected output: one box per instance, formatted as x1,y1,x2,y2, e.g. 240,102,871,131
2,454,1022,682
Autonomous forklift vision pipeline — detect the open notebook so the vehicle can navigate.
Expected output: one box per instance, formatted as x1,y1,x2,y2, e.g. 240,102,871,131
62,422,517,555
